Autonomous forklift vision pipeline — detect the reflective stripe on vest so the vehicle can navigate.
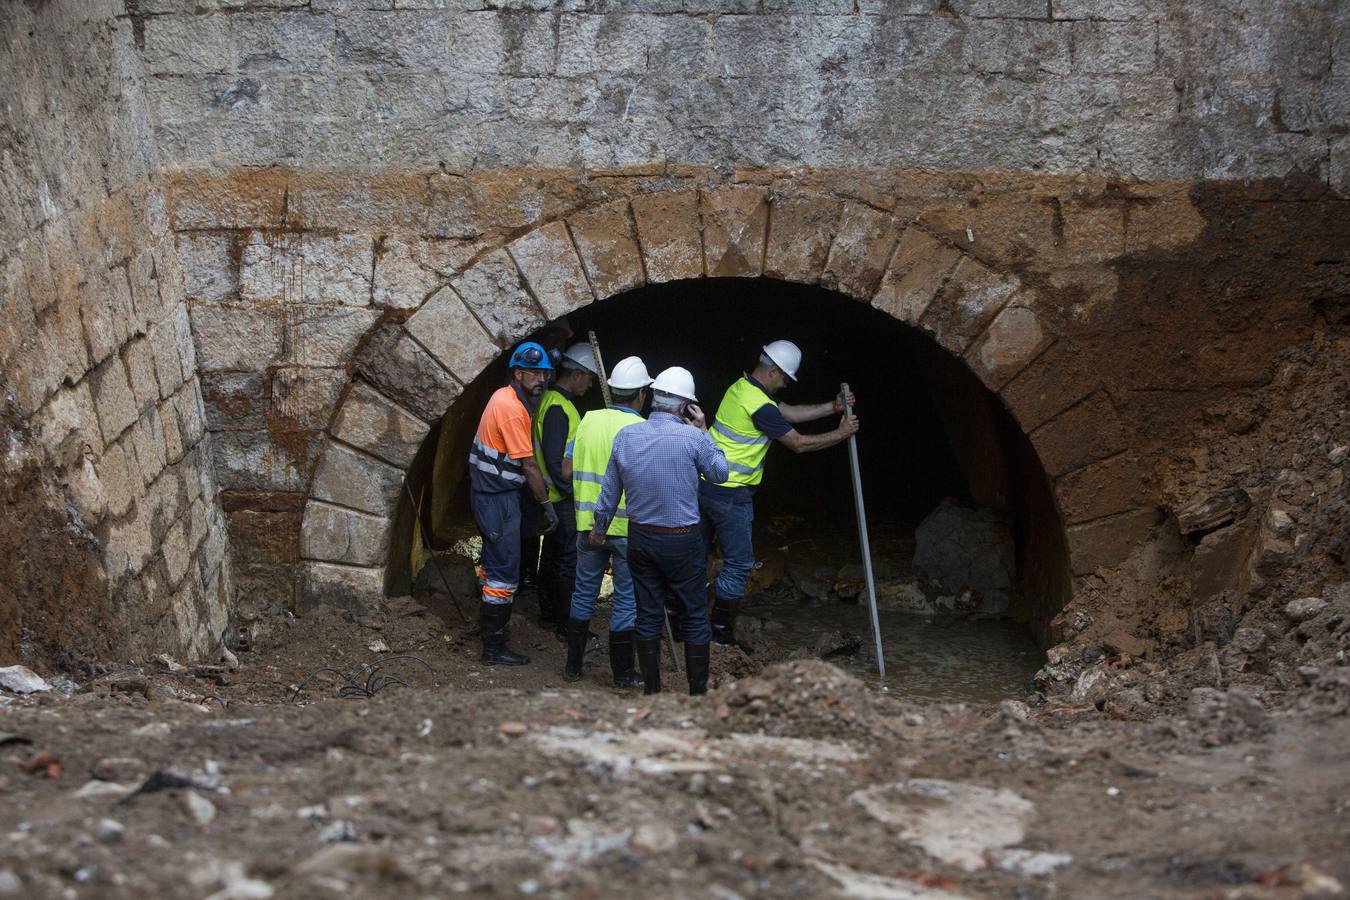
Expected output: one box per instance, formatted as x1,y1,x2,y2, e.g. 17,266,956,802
708,377,776,488
531,389,580,503
469,437,526,485
571,407,643,537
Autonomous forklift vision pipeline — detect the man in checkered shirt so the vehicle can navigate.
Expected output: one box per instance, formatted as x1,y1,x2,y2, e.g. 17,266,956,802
591,366,728,696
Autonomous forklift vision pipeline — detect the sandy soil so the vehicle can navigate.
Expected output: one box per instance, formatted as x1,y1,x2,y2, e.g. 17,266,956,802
2,591,1348,900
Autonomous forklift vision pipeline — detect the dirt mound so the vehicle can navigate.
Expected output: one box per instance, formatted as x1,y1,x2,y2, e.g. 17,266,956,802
708,658,901,740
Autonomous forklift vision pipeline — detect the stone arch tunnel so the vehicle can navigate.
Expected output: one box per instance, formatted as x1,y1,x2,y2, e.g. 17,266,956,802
381,275,1074,647
287,188,1114,636
3,0,1345,669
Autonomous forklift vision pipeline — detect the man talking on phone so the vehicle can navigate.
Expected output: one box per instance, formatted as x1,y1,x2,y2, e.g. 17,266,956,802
590,367,728,695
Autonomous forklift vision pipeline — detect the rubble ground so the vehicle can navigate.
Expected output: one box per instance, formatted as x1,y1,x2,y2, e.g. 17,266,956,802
3,590,1349,899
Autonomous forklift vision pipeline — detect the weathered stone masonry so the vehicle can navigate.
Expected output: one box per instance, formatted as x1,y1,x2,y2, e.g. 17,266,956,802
1,1,231,664
2,0,1347,659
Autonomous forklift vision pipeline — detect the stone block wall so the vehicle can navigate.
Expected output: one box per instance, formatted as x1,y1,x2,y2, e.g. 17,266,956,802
4,0,1346,654
131,0,1348,185
0,1,231,664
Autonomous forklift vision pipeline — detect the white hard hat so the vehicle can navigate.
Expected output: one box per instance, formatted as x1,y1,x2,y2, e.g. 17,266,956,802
761,340,801,381
651,366,698,402
608,356,653,390
560,342,599,374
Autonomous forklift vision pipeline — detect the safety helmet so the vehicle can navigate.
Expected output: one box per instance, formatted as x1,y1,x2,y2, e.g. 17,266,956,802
560,342,599,374
651,366,698,402
508,341,554,371
608,356,653,390
761,339,801,381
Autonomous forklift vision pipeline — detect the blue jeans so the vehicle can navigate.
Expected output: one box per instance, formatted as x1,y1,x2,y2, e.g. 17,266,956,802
699,485,755,603
470,489,520,605
628,528,710,644
569,534,637,631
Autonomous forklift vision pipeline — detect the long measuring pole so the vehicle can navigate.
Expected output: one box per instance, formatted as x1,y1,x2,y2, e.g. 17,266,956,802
841,383,886,686
587,331,680,673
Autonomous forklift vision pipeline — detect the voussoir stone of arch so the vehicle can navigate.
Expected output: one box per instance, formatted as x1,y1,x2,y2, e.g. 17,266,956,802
871,228,962,324
450,249,545,346
965,304,1052,392
918,256,1022,356
1055,453,1154,525
1030,391,1128,479
301,561,386,613
300,500,391,567
355,322,463,424
1065,508,1163,577
763,192,845,284
701,185,769,278
310,439,404,518
508,220,594,319
631,191,704,283
821,201,900,301
406,284,500,383
997,340,1099,433
566,199,645,299
330,381,430,469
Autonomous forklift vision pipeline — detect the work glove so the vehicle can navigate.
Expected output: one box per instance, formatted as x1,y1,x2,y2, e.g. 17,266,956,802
541,500,560,535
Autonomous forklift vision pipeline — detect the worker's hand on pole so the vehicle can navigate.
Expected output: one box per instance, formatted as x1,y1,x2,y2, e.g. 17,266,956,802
541,501,560,535
836,413,860,438
833,388,857,414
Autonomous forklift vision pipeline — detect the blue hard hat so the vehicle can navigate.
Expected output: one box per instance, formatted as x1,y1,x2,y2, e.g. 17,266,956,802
509,341,554,371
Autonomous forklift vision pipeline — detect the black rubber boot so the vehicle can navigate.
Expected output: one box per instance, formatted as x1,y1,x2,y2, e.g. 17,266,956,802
551,576,576,639
609,629,642,688
710,597,737,647
685,642,710,696
564,617,589,682
479,601,529,666
637,637,662,695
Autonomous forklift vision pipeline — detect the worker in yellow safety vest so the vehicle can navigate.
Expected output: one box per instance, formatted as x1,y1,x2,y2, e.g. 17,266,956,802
561,356,653,688
531,343,599,635
700,340,859,648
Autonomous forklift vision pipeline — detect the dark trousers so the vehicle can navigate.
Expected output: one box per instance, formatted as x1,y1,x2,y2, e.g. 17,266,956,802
470,488,521,603
628,528,710,644
538,498,577,615
518,489,541,586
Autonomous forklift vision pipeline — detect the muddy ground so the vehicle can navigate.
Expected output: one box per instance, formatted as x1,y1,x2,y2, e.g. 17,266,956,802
3,585,1349,900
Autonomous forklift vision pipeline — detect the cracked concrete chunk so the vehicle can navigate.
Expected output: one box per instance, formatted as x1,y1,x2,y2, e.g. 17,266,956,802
851,778,1035,871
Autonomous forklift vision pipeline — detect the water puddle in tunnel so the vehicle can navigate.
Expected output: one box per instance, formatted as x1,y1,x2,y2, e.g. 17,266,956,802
746,593,1045,704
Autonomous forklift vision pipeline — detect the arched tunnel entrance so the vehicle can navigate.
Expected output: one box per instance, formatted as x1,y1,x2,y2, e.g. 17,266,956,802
389,278,1071,698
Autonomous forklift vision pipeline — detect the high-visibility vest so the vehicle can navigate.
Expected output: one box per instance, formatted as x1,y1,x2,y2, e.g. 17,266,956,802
572,407,643,536
708,377,775,488
532,389,580,503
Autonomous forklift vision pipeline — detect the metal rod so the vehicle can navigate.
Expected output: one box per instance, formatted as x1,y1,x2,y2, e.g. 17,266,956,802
587,330,612,407
587,329,678,672
842,383,885,686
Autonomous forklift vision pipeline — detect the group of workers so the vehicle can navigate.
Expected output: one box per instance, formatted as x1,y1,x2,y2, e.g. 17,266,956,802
467,337,859,695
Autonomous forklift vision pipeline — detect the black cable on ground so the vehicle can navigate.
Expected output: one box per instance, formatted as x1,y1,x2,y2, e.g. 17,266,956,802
289,655,437,703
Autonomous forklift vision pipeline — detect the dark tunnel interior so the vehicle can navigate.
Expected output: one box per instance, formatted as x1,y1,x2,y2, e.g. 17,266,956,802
389,278,1072,647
